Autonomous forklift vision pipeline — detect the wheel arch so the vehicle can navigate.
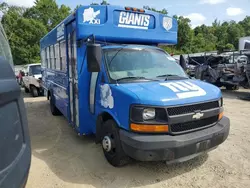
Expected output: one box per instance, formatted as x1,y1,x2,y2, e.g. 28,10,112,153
29,84,37,89
95,111,120,144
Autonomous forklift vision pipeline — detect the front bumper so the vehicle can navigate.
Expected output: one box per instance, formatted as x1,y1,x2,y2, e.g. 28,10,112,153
120,116,230,162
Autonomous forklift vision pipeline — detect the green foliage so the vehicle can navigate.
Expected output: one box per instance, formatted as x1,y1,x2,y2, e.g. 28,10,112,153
1,0,71,65
1,0,250,64
24,0,71,31
1,6,47,65
239,16,250,36
166,15,249,55
225,43,235,50
143,6,168,15
100,1,110,5
176,16,193,53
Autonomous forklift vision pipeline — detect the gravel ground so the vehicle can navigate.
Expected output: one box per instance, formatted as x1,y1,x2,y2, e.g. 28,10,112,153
25,89,250,188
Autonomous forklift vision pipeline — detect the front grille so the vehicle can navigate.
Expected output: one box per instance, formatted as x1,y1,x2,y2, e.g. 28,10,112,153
167,101,219,116
170,115,218,133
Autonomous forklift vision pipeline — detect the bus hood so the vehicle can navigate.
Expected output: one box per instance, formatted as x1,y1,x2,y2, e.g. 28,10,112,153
120,79,222,106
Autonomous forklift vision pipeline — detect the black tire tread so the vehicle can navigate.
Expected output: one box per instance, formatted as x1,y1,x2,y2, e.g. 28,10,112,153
102,120,130,167
24,87,29,93
50,94,62,116
30,85,38,97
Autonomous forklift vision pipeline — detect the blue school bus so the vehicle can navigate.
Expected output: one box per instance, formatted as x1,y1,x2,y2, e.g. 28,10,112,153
40,5,230,167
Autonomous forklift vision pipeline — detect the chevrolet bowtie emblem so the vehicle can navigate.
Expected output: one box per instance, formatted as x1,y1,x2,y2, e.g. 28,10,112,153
192,112,204,120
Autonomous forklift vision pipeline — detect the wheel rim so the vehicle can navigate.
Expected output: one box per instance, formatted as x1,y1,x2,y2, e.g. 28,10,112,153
102,136,112,152
102,134,116,154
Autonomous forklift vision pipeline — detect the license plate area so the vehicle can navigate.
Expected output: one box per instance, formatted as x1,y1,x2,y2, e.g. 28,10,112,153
196,140,211,153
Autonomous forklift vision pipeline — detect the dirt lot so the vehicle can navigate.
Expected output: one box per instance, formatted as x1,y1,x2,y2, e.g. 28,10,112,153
24,89,250,188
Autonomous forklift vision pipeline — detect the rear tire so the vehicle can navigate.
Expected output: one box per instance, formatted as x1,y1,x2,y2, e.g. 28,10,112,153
50,94,62,116
30,85,38,97
101,120,130,167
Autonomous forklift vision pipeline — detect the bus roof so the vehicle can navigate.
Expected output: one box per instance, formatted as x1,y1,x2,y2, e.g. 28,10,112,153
101,44,161,50
40,5,178,49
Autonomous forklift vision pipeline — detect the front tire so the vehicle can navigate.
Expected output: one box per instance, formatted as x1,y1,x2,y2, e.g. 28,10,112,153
24,87,29,93
50,94,62,116
101,120,130,167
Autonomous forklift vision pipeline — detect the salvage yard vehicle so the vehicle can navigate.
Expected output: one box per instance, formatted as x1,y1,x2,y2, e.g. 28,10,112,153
239,36,250,51
0,22,31,187
40,5,230,167
22,63,43,97
185,51,249,90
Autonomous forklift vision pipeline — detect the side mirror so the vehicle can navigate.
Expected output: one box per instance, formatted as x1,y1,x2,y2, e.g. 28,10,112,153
87,43,102,72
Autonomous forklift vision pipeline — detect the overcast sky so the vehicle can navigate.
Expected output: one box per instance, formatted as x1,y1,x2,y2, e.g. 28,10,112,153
2,0,249,28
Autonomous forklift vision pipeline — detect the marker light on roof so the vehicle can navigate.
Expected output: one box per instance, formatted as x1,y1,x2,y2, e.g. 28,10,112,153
125,7,145,13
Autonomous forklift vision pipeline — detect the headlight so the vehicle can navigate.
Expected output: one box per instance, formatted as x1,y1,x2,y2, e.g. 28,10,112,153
218,98,223,107
130,106,167,123
142,108,155,120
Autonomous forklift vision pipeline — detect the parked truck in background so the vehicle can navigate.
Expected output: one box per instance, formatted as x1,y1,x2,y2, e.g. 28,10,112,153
22,63,43,97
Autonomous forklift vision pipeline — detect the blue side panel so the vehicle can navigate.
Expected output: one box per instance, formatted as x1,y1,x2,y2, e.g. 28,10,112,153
65,22,74,126
77,45,93,134
76,5,177,45
94,83,140,131
40,29,58,50
53,71,68,118
43,69,69,118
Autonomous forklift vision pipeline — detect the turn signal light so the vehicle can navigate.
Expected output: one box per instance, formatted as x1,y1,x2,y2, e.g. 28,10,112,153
218,112,224,120
131,123,169,133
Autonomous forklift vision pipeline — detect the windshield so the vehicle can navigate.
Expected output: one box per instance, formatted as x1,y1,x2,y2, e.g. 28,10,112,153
0,23,14,67
30,65,41,75
104,47,188,82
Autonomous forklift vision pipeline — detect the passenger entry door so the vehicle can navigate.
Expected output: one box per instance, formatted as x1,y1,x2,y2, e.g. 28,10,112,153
67,22,79,127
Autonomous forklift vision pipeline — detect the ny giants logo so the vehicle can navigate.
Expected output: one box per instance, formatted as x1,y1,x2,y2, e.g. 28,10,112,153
160,81,206,99
118,11,150,30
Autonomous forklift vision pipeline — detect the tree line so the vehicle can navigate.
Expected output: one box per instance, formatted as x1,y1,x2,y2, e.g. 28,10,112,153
1,0,250,65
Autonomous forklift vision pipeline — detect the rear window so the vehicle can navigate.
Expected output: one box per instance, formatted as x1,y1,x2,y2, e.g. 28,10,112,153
0,23,14,67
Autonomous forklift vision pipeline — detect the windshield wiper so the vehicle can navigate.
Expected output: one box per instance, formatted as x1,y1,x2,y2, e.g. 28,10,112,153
116,76,157,82
108,45,128,65
156,74,188,81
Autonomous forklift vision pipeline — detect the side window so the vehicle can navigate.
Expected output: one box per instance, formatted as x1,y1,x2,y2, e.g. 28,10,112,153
41,49,46,68
60,40,67,72
89,72,99,114
46,47,50,69
55,43,60,70
50,45,55,69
